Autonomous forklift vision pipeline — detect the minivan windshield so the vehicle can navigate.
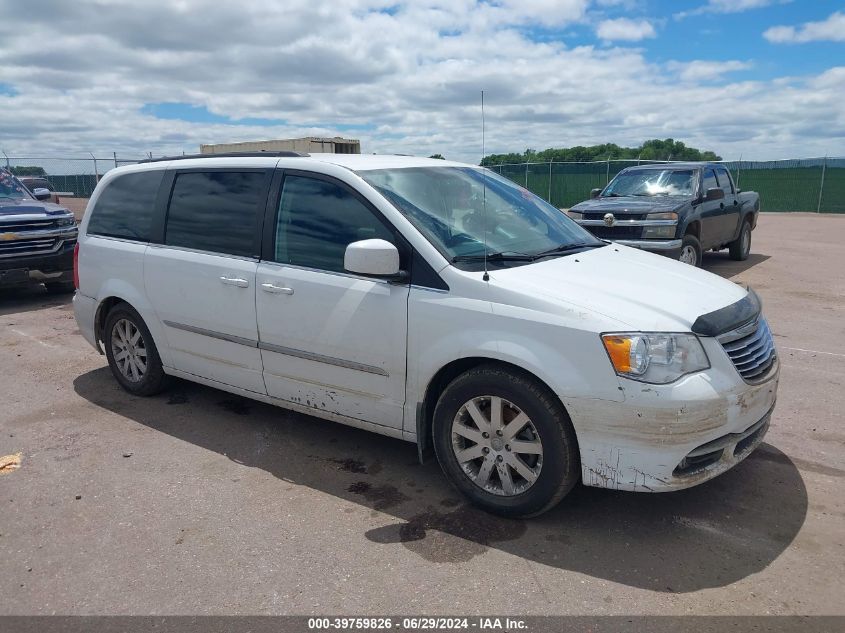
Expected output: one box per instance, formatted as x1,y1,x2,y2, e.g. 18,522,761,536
602,168,696,197
359,166,602,266
0,171,32,200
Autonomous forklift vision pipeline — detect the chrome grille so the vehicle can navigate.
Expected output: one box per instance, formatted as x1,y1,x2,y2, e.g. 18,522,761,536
718,318,777,382
0,220,57,232
0,237,60,257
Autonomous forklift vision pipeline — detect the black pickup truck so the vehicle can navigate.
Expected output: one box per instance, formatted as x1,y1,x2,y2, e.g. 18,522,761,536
567,162,760,267
0,168,77,293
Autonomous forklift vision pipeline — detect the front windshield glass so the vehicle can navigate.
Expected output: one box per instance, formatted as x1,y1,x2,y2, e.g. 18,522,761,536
359,166,601,264
603,168,696,197
0,171,31,200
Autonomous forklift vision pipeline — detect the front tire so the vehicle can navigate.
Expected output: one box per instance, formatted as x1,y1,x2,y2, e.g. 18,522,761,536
679,234,702,267
729,219,752,261
104,304,168,396
432,365,580,518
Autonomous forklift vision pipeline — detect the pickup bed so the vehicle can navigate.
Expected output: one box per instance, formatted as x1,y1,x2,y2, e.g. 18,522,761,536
568,162,760,267
1,168,77,293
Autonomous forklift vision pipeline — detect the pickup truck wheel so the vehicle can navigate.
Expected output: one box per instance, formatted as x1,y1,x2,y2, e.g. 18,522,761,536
729,219,752,261
679,235,702,267
104,304,168,396
45,281,75,294
432,365,579,518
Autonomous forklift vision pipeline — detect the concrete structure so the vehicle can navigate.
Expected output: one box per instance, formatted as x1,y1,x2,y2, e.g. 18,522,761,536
200,137,360,155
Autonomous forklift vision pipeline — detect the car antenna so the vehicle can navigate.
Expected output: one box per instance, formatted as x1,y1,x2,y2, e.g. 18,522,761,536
481,90,489,282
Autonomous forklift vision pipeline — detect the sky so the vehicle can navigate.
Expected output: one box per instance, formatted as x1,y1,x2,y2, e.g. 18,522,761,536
0,0,843,163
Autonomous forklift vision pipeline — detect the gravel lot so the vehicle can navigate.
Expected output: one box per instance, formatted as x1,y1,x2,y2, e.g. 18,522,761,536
1,213,843,615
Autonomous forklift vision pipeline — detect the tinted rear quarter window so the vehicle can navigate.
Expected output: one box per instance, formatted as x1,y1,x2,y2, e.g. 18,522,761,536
87,170,163,241
164,171,265,257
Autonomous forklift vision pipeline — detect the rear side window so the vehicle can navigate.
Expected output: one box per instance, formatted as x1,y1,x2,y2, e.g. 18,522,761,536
164,171,265,257
87,170,163,241
702,169,719,194
273,174,394,273
716,168,734,194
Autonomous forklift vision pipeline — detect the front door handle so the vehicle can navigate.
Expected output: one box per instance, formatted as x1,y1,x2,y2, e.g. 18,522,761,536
220,276,249,288
261,283,294,295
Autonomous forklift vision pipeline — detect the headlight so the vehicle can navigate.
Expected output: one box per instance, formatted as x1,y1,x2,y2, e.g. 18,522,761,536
55,216,75,227
645,212,678,221
566,210,583,220
601,333,710,384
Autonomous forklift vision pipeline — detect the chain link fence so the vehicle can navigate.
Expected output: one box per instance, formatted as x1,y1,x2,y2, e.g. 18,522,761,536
490,157,844,213
1,154,148,198
3,154,843,213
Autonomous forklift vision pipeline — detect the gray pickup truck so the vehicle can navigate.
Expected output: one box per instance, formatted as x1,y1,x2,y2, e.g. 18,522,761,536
0,168,78,293
567,162,760,267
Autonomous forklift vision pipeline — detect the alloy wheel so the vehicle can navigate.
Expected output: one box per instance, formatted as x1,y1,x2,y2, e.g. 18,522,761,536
679,245,698,265
450,395,543,496
741,225,751,257
110,318,147,382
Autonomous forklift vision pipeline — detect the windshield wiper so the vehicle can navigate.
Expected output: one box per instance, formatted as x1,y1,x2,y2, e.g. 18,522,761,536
533,242,605,258
451,251,536,263
602,192,623,197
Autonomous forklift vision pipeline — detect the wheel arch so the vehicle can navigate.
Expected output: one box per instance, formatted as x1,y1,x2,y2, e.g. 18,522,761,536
684,219,701,239
416,356,578,464
93,290,170,366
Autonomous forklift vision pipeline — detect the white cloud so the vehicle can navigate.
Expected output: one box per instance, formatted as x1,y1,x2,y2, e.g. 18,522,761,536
667,60,753,82
595,17,656,41
764,11,845,44
0,0,842,163
676,0,788,19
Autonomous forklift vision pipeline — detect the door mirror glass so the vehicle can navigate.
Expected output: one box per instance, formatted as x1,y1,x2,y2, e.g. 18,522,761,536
705,187,725,202
32,187,52,201
344,239,400,277
590,188,602,199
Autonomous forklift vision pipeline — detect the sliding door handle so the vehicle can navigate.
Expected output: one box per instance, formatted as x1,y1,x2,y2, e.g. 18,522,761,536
220,276,250,288
261,283,294,295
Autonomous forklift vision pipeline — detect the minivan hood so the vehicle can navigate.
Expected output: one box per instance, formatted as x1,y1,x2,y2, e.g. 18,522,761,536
490,244,747,333
570,197,688,214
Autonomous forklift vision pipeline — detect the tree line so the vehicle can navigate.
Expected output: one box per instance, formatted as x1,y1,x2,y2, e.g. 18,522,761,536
479,138,721,166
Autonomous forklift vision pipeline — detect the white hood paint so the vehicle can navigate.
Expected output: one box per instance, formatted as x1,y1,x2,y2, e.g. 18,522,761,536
488,244,748,333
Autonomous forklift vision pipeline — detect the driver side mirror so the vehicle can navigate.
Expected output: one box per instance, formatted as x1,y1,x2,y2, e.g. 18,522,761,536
590,188,602,199
32,187,52,201
704,187,725,202
344,239,406,282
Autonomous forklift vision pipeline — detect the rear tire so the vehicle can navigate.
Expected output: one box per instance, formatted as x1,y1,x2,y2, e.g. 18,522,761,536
104,304,169,396
679,234,702,267
729,219,752,261
45,281,75,294
432,364,580,518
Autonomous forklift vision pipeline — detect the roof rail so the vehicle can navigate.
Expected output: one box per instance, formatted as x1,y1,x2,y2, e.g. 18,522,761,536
140,151,310,163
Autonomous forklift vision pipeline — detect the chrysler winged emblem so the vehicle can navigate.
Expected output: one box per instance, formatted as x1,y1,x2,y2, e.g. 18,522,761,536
603,213,616,227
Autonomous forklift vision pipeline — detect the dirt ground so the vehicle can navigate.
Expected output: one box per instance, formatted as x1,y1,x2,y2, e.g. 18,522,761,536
0,213,843,615
60,197,88,220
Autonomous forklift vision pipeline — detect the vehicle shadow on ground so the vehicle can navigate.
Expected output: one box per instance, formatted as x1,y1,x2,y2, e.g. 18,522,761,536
703,252,771,278
0,286,73,317
73,367,807,593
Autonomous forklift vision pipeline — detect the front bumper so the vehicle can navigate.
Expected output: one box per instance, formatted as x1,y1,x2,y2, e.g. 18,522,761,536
0,244,74,288
566,336,779,492
613,238,682,259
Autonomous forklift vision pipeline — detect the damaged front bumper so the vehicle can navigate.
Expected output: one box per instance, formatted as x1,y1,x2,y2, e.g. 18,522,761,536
566,336,779,492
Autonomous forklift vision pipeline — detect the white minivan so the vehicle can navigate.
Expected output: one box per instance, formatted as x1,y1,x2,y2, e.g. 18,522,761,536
73,153,778,517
